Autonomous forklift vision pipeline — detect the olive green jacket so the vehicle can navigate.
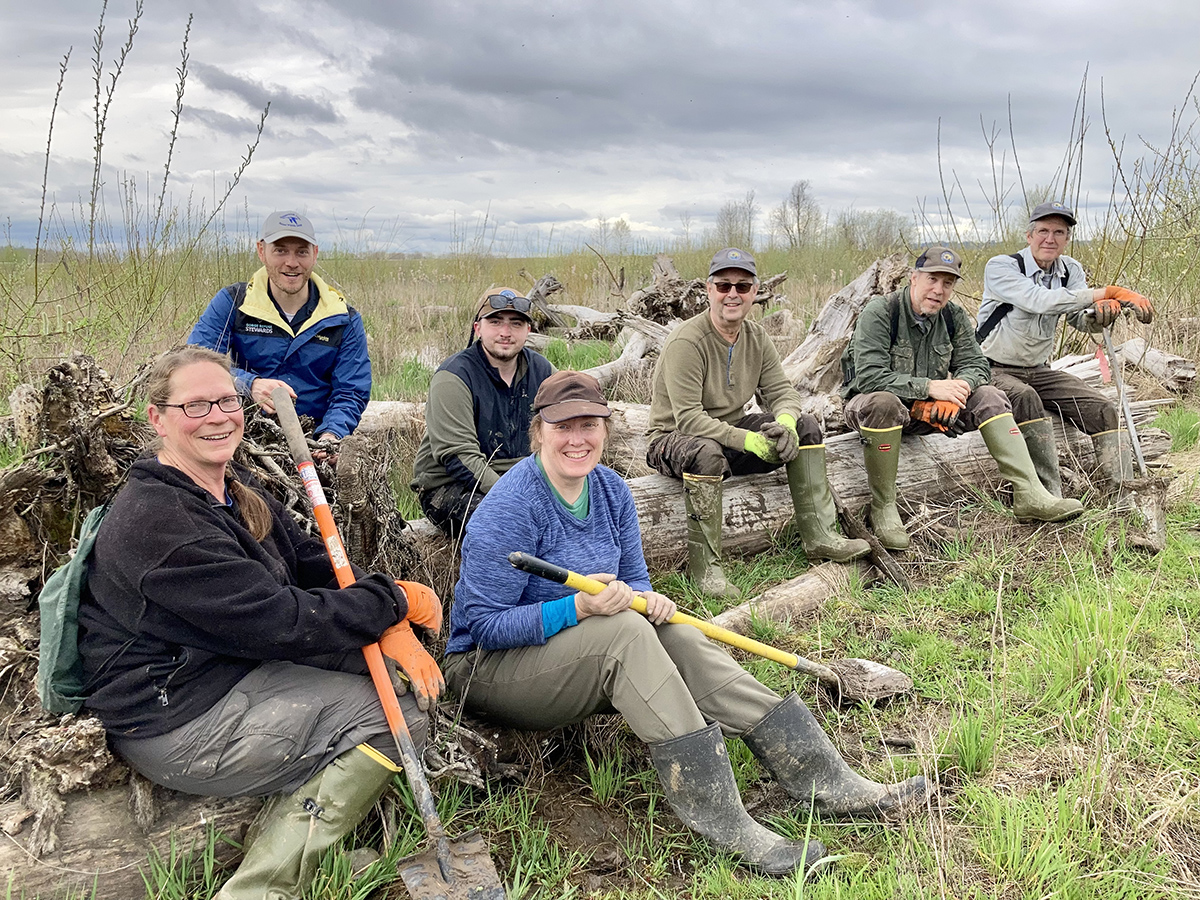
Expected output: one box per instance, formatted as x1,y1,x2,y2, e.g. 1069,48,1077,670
840,286,990,401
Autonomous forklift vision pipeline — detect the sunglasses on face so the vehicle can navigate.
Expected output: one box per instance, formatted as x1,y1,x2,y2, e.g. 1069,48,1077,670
481,292,532,314
710,280,757,295
160,395,244,418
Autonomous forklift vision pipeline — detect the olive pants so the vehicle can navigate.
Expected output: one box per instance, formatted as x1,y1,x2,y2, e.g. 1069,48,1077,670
843,385,1011,434
443,611,782,744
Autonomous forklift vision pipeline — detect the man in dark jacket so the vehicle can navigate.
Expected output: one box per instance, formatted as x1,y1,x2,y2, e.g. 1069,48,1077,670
841,246,1082,550
411,287,554,536
189,210,372,442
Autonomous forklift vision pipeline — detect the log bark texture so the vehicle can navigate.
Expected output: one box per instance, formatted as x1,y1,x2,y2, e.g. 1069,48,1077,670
709,561,876,633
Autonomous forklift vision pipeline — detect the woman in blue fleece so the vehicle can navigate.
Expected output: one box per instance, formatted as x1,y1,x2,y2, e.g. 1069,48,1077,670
444,372,925,877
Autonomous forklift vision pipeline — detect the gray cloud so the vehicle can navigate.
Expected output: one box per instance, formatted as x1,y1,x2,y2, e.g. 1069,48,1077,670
3,0,1200,253
191,61,342,123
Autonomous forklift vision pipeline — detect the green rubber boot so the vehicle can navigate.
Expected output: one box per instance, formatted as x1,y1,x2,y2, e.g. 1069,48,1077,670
1093,428,1135,486
1018,417,1064,498
786,446,870,562
216,745,394,900
650,723,825,875
979,414,1084,522
861,426,909,550
683,472,741,600
742,694,928,818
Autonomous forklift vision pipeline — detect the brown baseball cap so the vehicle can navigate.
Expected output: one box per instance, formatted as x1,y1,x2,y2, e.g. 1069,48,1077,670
1029,200,1077,227
913,245,962,277
533,371,611,423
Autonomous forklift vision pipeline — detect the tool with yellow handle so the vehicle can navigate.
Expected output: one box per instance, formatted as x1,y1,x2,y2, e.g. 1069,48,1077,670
507,551,912,704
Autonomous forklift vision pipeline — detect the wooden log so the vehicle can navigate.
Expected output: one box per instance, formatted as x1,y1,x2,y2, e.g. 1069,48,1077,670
1119,337,1195,392
781,253,909,395
0,789,259,899
709,561,876,633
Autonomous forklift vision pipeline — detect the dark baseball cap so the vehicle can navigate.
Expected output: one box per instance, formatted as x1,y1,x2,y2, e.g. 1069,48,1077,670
533,371,611,423
476,287,534,322
708,247,757,277
261,210,316,244
913,245,962,277
1029,201,1077,227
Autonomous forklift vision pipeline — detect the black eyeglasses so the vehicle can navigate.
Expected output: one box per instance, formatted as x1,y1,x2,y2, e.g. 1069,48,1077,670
481,292,532,314
710,280,757,295
160,395,244,418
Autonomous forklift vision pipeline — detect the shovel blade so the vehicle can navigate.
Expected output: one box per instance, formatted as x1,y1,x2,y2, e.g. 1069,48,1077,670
398,829,506,900
829,658,913,703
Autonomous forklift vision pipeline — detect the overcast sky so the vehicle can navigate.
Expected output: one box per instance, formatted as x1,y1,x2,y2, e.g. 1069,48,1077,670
2,0,1198,254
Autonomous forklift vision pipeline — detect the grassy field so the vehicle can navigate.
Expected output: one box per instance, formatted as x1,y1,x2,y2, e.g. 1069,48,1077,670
125,438,1200,900
4,236,1200,899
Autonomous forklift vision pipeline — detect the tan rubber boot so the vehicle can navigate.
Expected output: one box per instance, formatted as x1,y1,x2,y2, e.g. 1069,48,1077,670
1018,417,1064,497
786,446,870,562
683,472,741,600
861,426,909,550
216,745,394,900
979,414,1084,522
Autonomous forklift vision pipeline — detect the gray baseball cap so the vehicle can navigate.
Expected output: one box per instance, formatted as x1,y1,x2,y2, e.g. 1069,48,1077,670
261,210,316,244
913,245,962,277
708,247,757,277
1029,201,1076,227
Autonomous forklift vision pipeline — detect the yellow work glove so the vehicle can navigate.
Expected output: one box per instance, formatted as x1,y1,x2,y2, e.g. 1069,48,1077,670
744,429,780,463
775,414,801,463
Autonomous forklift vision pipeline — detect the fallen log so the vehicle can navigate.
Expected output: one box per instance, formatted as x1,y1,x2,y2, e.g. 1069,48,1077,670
709,560,876,633
1119,337,1195,393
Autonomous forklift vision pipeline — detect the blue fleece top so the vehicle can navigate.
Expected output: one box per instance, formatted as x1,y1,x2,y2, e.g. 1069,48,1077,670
447,454,652,653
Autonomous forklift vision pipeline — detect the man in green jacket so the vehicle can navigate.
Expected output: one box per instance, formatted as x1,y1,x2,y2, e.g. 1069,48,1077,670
647,248,869,599
840,246,1082,550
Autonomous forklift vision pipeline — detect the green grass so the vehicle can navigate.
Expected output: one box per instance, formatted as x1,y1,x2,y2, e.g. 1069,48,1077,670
1154,405,1200,451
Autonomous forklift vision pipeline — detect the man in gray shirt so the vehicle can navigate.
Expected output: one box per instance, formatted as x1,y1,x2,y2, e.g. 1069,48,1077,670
979,201,1154,490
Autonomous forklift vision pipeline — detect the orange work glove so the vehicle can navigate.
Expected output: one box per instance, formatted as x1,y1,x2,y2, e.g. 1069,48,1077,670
910,399,962,434
394,580,443,635
1110,286,1154,324
378,621,445,712
1091,292,1122,328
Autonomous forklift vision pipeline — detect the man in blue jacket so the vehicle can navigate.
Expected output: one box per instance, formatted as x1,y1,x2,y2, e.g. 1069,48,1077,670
189,211,372,442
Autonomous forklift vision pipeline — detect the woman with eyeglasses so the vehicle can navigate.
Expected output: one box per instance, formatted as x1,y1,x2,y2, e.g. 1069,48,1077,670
78,346,444,900
446,372,925,879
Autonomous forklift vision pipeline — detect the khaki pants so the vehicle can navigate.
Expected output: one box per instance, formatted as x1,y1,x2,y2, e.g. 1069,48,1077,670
989,363,1117,435
443,611,781,744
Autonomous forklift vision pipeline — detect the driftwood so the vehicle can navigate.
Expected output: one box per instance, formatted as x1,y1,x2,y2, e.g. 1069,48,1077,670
709,561,876,633
1118,337,1195,392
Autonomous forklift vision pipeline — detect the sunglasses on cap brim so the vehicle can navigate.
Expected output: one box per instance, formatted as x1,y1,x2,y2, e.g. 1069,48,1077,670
479,293,532,316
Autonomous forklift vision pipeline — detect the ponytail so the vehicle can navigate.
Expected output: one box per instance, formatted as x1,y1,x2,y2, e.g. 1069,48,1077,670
227,472,274,541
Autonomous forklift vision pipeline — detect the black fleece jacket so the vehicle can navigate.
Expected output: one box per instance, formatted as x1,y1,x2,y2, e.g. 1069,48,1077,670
79,458,406,737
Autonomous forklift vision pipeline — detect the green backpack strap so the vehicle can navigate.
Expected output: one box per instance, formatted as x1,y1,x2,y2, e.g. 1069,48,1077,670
36,504,109,715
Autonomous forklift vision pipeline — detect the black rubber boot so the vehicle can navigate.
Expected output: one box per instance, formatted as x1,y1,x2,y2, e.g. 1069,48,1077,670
650,723,825,876
742,694,928,818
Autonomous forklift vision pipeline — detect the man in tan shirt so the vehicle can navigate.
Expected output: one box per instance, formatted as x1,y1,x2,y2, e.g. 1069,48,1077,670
647,248,868,599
